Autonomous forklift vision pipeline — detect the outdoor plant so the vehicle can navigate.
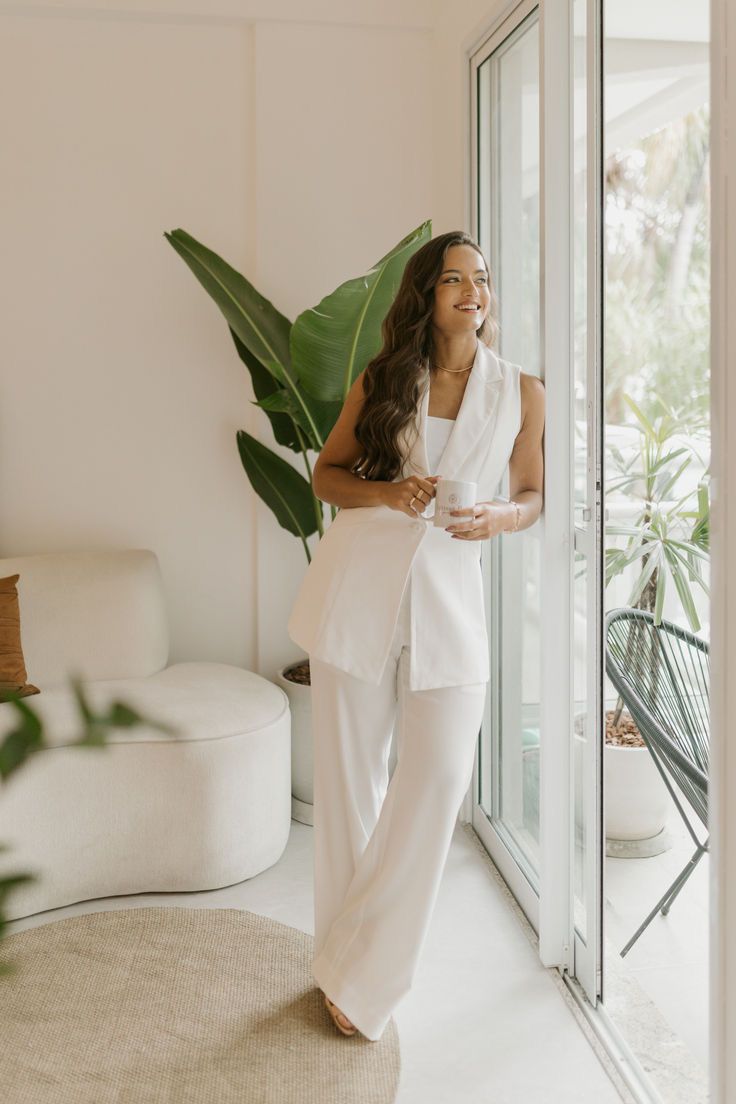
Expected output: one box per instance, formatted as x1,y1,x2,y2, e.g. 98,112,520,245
605,391,709,629
604,391,710,732
164,221,432,564
0,684,176,969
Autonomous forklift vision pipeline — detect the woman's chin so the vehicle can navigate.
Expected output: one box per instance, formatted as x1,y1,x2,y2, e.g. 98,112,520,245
441,316,484,333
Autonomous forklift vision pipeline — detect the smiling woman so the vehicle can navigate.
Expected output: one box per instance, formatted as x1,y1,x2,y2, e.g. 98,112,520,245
287,230,545,1042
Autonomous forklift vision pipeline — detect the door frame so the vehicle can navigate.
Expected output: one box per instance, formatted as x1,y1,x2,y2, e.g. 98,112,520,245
464,0,603,989
710,1,734,1099
466,0,543,937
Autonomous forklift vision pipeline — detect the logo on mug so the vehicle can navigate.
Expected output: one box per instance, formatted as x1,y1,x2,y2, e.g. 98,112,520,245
449,493,458,504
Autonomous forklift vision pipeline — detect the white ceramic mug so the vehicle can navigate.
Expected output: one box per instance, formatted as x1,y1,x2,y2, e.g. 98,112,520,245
433,479,477,529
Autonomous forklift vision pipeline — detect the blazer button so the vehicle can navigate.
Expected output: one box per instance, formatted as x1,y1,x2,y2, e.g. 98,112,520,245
412,521,424,532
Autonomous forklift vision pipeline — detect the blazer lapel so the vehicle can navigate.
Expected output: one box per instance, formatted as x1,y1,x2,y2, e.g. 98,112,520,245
407,341,505,479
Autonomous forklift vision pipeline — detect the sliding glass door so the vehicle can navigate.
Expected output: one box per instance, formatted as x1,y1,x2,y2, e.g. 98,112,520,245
471,2,711,1093
474,0,542,929
470,0,604,1006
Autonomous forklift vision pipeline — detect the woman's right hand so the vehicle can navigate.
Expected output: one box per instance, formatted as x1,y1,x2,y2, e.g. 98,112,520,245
382,476,439,518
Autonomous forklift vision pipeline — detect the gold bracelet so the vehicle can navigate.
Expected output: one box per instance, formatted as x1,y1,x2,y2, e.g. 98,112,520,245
503,501,521,533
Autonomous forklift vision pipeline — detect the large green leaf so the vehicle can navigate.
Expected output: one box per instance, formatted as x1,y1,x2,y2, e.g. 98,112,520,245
236,431,319,554
165,228,292,371
260,360,341,449
230,329,342,454
229,327,301,452
291,220,432,402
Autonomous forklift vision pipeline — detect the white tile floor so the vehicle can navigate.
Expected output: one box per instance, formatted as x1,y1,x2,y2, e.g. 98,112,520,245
6,817,628,1103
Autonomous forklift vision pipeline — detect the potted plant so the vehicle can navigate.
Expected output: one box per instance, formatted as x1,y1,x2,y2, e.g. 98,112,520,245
165,222,432,823
602,392,709,854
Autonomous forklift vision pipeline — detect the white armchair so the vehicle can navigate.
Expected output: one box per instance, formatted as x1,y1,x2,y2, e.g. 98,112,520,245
0,548,291,922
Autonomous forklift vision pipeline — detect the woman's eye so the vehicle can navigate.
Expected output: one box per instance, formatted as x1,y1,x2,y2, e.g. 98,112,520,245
444,275,487,284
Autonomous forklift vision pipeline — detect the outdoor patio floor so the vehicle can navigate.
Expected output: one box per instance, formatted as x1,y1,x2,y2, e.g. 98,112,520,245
604,802,709,1101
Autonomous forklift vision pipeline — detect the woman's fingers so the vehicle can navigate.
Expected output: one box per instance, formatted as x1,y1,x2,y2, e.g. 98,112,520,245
393,476,436,519
404,486,423,517
446,507,477,533
416,477,437,499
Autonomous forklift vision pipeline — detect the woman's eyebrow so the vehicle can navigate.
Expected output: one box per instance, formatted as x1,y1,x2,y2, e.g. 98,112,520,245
440,268,487,275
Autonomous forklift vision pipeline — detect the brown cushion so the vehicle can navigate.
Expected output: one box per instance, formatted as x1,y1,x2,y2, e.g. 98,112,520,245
0,574,40,700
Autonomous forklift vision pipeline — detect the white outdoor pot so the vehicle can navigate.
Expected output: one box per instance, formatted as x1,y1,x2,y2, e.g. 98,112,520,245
275,659,401,827
604,742,671,841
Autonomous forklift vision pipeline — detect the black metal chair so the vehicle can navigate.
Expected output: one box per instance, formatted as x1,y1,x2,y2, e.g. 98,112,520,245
604,607,709,957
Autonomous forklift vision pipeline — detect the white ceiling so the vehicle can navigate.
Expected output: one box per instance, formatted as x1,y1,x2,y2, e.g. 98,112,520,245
575,0,709,43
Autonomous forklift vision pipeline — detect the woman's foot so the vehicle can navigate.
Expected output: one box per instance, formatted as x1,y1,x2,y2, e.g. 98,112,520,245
323,992,358,1036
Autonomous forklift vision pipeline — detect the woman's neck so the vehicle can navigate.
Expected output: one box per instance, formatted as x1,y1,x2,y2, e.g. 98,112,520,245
431,336,478,374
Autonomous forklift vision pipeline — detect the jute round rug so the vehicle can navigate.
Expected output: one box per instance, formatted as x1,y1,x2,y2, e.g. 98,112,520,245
0,906,401,1104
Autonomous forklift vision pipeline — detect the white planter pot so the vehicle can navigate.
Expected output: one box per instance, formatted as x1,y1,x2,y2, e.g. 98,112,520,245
275,662,314,826
274,660,401,827
605,742,671,843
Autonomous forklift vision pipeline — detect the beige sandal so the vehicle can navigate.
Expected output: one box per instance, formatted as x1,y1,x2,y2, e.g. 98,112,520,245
324,992,358,1036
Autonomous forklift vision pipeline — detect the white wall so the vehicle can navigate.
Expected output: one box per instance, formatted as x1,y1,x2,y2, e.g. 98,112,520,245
1,10,262,668
430,1,504,232
0,0,450,676
252,14,435,678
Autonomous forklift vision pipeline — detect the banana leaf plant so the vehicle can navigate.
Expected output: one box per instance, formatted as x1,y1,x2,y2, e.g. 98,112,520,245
164,221,432,563
605,392,710,631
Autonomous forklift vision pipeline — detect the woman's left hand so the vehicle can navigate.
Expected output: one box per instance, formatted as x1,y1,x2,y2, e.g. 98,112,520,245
446,502,509,540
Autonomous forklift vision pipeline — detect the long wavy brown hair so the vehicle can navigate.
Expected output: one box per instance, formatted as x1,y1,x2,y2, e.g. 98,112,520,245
351,231,499,483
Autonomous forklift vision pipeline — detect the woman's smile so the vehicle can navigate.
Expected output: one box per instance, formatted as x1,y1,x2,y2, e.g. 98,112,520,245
432,244,492,331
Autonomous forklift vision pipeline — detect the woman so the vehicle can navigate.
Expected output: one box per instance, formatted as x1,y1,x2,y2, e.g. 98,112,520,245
288,231,545,1041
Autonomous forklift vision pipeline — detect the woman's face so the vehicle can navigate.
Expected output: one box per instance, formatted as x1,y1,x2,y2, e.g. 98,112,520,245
431,244,491,335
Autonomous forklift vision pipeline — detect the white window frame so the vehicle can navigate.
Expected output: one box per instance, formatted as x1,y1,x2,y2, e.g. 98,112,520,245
464,0,585,979
710,1,734,1100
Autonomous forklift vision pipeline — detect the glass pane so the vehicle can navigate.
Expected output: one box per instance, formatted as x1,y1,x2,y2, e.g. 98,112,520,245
477,9,541,881
601,0,710,1095
572,0,591,948
572,548,589,939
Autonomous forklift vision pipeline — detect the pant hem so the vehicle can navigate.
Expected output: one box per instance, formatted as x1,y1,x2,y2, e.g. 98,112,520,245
312,948,395,1042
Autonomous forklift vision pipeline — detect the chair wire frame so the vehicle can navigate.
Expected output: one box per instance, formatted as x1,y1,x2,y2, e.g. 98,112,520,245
604,607,709,957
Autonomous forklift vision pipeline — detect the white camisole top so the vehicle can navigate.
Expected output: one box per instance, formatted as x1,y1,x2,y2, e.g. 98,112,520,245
426,414,455,472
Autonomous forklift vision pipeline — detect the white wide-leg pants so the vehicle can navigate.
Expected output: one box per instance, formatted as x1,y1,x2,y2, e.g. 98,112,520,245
309,574,487,1041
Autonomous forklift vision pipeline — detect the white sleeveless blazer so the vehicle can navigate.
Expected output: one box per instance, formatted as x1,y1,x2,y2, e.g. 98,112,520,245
287,340,522,690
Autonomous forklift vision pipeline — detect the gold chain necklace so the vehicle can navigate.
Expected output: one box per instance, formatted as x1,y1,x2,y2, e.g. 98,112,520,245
433,361,474,373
